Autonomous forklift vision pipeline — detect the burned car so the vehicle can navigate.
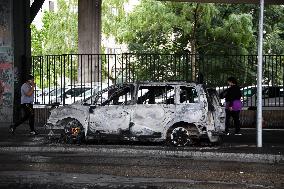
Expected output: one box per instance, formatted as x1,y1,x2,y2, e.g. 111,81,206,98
46,82,225,146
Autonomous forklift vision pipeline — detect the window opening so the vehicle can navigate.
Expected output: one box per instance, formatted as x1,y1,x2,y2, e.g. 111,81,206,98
93,85,134,106
180,86,198,103
137,86,175,104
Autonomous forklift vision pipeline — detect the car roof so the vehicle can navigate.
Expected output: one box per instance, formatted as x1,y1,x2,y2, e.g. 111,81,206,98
82,81,201,103
124,81,200,86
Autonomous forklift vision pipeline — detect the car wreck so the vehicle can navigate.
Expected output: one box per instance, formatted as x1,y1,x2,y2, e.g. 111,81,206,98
46,81,225,146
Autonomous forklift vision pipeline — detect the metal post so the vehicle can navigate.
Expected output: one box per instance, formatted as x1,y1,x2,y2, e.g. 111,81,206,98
257,0,264,148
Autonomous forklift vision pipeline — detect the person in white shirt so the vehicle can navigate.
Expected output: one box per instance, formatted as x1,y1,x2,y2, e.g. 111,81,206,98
10,74,37,135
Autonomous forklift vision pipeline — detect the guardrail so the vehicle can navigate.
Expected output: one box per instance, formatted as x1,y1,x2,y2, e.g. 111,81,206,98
31,54,284,107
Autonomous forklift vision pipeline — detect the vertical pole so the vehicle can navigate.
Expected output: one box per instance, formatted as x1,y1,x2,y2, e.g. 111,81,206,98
257,0,264,148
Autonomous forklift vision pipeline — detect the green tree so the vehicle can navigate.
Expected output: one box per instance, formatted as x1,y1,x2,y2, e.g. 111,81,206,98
31,0,78,88
215,4,284,54
31,0,284,87
103,0,284,86
31,0,78,55
102,0,129,38
208,4,284,86
31,24,44,55
113,1,256,54
109,0,256,84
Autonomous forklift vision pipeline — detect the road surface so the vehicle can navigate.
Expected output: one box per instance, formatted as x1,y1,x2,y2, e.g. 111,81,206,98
0,150,283,189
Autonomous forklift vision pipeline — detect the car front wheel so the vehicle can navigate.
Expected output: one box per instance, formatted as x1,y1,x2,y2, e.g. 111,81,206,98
63,119,85,145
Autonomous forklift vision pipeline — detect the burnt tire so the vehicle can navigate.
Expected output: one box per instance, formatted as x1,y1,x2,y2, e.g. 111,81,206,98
167,126,192,147
63,119,85,145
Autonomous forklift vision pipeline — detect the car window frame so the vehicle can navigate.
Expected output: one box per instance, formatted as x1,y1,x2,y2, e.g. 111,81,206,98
179,86,199,104
87,83,135,106
135,84,176,105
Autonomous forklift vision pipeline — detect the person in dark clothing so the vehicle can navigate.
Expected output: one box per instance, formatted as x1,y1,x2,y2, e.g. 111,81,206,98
9,74,37,135
220,77,242,135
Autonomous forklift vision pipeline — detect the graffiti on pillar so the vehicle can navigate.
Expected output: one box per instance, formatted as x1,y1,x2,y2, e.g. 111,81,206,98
0,80,4,105
0,1,11,47
0,1,13,123
0,47,13,122
0,60,13,105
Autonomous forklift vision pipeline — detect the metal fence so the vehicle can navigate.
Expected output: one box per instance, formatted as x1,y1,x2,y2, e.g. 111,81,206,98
31,54,284,107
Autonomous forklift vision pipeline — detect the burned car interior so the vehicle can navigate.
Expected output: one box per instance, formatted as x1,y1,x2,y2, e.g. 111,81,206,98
90,84,200,106
137,86,175,104
100,85,134,106
180,86,198,103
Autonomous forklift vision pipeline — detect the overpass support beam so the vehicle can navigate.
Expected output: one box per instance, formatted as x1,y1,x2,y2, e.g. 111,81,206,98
0,0,31,125
78,0,102,83
30,0,45,23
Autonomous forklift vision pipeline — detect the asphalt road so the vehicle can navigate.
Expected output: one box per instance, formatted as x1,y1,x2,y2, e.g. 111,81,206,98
0,151,283,189
0,125,283,188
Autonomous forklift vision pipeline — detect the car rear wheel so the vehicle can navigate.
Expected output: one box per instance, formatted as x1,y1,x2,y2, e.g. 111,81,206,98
167,126,191,147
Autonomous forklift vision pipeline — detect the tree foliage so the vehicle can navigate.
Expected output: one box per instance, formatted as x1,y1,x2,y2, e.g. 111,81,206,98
102,0,129,38
104,0,283,85
31,0,78,55
31,0,284,56
31,0,78,87
113,0,258,55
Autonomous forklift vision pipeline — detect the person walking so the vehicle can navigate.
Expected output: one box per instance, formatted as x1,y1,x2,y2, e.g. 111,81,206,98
221,77,242,135
10,74,37,135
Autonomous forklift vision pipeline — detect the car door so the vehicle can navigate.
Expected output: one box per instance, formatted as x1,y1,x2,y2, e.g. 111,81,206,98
131,85,176,137
175,85,205,124
88,84,135,135
206,88,226,132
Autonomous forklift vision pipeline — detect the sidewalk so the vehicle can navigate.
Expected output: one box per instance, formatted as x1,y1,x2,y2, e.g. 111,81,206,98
0,123,283,164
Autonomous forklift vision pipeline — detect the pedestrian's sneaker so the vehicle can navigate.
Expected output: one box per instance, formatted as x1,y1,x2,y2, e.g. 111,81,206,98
30,131,38,135
9,125,15,135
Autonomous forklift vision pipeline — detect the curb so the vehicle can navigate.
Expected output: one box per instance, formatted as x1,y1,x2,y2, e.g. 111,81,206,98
0,146,283,164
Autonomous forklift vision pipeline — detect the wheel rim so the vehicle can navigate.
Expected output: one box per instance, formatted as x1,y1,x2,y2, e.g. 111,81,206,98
170,127,190,147
64,120,83,139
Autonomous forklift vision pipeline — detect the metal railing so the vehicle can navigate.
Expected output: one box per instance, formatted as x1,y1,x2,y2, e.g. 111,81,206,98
31,53,284,107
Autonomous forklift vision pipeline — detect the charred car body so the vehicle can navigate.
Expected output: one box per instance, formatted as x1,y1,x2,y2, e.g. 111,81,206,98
46,82,225,146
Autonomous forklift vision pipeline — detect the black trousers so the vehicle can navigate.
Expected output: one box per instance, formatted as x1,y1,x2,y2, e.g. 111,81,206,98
14,103,35,131
225,109,240,133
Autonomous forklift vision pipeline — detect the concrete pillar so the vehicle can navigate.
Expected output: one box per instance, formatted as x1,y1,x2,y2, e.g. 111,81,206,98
13,0,31,125
0,0,31,125
78,0,102,83
0,0,14,124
